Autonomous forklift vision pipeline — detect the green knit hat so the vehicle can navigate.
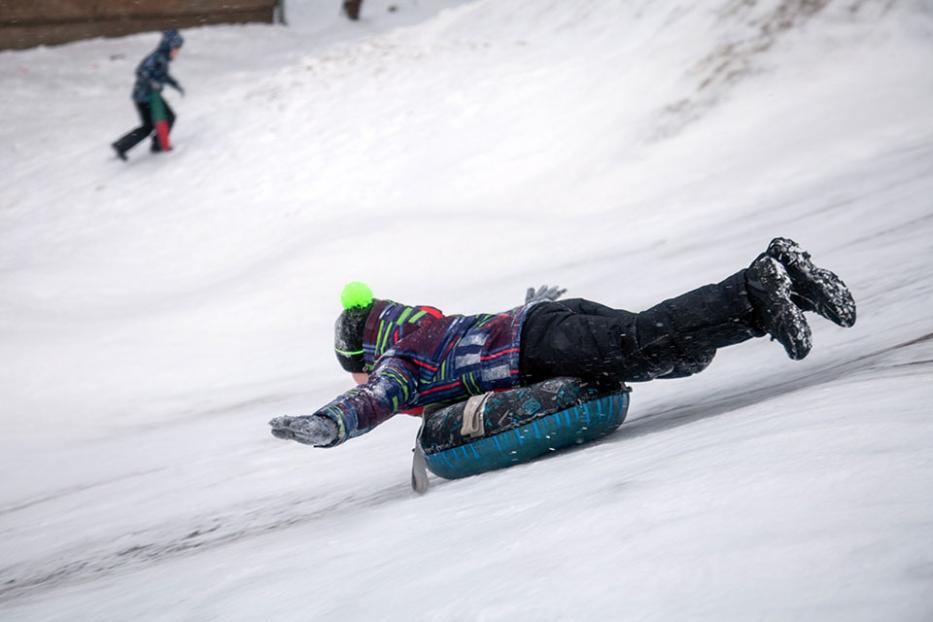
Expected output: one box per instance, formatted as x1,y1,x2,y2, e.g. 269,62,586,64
335,282,374,373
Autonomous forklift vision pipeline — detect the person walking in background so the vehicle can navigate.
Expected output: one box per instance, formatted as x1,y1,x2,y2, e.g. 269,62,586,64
112,30,185,161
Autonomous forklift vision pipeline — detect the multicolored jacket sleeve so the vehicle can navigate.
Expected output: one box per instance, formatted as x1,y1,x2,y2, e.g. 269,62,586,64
312,357,420,446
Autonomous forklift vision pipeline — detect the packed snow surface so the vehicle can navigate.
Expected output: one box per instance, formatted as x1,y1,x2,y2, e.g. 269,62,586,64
2,0,933,620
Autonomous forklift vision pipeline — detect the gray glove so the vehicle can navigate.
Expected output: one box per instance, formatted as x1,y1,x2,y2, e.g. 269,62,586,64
269,415,338,446
525,284,567,304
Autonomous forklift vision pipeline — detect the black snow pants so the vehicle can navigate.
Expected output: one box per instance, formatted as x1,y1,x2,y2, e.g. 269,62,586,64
519,269,765,384
113,101,176,154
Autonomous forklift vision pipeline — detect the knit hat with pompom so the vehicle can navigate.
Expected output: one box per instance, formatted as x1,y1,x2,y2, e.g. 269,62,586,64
334,282,374,373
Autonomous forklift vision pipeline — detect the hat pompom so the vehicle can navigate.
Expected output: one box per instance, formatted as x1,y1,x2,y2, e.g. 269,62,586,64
341,281,373,310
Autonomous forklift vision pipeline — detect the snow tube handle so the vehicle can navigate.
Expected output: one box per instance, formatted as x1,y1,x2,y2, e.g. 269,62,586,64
411,443,430,495
411,403,444,494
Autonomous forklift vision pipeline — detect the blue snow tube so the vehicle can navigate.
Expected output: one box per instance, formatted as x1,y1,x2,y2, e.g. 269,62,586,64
417,378,630,480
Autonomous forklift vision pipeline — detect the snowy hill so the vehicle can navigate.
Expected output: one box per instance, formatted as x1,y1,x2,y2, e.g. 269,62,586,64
2,0,933,619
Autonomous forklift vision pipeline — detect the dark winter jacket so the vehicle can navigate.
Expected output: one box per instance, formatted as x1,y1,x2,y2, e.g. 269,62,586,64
131,31,184,103
317,299,535,445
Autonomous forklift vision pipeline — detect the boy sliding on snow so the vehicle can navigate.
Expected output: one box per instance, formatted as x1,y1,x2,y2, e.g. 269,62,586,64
112,30,185,161
270,238,856,448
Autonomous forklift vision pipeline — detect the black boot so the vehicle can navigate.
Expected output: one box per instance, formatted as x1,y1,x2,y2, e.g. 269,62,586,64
746,256,812,360
112,143,127,161
766,237,856,328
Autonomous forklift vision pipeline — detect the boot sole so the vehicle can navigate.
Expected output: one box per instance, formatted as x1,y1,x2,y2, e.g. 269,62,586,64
754,257,813,360
768,238,856,327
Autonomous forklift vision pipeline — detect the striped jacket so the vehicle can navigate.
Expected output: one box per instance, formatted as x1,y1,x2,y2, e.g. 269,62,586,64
317,299,534,445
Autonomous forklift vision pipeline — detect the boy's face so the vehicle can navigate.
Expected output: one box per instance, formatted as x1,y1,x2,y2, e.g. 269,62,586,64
170,47,181,60
352,372,369,385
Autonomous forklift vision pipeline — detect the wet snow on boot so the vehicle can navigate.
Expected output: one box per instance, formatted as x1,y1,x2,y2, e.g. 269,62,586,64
748,256,813,360
767,237,857,328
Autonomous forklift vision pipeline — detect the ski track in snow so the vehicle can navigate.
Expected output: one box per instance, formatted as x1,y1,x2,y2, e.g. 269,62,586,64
0,481,413,603
2,0,933,620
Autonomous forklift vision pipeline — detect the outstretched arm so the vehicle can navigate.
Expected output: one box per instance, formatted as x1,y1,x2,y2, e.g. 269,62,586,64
270,357,419,447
